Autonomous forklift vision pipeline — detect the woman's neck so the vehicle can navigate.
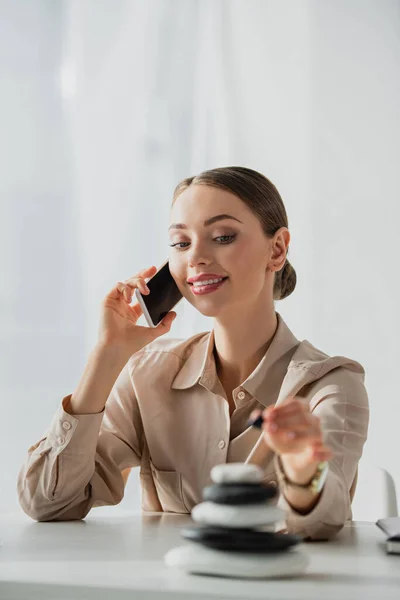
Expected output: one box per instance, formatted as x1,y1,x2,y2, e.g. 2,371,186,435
213,308,278,395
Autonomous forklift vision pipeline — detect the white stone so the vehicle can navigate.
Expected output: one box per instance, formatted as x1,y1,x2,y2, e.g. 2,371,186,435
211,463,264,484
191,501,285,528
165,544,309,579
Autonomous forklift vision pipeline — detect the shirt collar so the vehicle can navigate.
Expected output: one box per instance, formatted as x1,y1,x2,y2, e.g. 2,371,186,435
171,313,300,407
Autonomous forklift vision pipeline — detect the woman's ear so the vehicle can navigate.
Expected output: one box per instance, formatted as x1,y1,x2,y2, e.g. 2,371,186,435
267,228,290,272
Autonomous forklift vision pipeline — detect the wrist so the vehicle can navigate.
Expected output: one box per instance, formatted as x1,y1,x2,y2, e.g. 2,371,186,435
69,343,135,415
277,454,329,499
279,454,319,486
94,340,137,365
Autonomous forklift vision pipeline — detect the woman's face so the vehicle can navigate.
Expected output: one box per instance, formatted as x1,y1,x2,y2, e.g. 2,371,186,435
168,185,283,318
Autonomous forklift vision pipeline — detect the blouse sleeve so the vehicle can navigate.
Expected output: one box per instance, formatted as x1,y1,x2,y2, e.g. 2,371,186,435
18,351,145,521
275,367,369,540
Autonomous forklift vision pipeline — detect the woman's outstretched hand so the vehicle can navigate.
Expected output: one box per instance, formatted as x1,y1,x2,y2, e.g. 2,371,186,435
99,265,176,354
250,398,333,484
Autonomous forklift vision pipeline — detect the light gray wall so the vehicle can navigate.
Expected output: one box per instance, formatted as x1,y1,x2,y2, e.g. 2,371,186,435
1,0,399,514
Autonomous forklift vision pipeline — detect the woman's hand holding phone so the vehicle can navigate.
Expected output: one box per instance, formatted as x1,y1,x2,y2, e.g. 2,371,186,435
100,266,177,354
67,266,176,415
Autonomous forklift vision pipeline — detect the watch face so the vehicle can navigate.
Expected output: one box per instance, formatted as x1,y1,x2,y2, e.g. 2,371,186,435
311,462,329,495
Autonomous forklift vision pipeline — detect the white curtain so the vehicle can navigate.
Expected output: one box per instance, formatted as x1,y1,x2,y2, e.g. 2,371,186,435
1,0,399,513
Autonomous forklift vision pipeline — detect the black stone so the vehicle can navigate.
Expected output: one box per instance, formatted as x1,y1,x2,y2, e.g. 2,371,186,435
202,482,277,505
181,525,301,553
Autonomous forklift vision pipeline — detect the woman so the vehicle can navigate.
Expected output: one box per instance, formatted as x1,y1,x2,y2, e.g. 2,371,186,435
18,166,369,540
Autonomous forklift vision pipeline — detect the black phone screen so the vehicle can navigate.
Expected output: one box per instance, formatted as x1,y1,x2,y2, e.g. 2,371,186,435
144,262,183,325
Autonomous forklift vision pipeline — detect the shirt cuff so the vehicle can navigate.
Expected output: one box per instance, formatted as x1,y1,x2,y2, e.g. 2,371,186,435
274,454,349,540
45,395,104,456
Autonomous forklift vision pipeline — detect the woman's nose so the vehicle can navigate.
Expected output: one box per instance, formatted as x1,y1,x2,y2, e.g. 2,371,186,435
187,244,213,267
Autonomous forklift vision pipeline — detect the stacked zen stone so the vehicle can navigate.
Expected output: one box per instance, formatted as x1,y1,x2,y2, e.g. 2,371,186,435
164,463,309,579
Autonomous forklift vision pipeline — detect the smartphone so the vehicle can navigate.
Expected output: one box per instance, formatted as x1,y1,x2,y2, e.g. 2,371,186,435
135,261,183,327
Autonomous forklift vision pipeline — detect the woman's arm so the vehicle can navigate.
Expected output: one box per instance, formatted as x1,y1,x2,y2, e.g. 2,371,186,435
66,342,134,415
17,267,177,521
17,352,145,521
255,368,369,539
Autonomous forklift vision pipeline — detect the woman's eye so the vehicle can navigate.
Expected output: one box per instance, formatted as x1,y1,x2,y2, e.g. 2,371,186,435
216,235,236,244
169,234,236,250
169,242,190,249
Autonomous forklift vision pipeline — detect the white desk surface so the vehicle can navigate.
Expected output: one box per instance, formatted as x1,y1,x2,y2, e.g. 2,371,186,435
0,511,399,600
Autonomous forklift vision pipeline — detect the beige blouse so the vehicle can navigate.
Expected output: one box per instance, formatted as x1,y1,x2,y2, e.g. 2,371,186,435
18,313,369,540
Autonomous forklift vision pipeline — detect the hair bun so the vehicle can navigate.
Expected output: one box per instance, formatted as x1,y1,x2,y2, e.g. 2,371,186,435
276,260,297,300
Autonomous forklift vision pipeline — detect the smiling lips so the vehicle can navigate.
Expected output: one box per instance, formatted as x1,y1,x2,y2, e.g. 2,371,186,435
189,277,228,296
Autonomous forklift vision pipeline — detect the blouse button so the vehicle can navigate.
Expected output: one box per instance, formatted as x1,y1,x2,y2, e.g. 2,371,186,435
62,421,72,430
237,391,246,401
218,440,226,450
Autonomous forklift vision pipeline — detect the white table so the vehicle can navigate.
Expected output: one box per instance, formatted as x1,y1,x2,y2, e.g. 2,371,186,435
0,511,399,600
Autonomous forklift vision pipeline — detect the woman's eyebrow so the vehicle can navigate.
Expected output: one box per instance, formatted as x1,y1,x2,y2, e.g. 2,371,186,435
168,214,243,231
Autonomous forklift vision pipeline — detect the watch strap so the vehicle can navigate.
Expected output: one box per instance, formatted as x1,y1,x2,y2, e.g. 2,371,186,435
276,455,329,496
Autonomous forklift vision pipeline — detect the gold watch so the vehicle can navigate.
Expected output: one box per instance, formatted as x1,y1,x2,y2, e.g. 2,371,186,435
277,456,329,496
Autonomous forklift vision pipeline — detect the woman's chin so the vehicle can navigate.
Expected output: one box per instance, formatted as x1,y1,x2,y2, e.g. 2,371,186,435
184,295,224,318
197,307,222,318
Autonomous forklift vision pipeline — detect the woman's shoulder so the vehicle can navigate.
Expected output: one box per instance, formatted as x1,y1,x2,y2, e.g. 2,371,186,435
291,339,365,377
127,330,211,370
287,338,368,408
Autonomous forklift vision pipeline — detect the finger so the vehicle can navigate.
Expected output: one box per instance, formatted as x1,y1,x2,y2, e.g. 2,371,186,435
116,282,134,303
131,311,177,341
105,282,133,303
262,428,307,454
311,445,333,461
265,409,318,431
136,265,157,278
261,405,275,420
249,408,263,422
152,311,177,335
269,437,324,459
283,429,323,443
124,266,157,286
268,399,309,418
129,302,143,320
268,415,311,431
310,439,332,454
248,409,264,429
266,424,322,444
124,277,150,296
279,395,301,408
124,266,157,292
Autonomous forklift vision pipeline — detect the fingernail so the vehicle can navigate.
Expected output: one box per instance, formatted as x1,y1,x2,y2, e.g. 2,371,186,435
145,285,150,293
286,431,296,439
268,423,278,432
